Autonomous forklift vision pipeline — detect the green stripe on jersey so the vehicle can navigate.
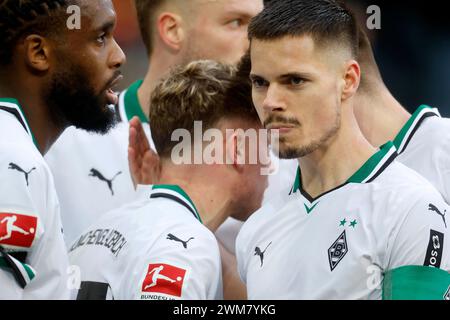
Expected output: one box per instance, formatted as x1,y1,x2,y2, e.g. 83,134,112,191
292,141,396,193
152,185,202,223
0,98,39,148
347,141,395,184
393,105,439,151
383,265,450,300
0,255,36,287
124,80,148,123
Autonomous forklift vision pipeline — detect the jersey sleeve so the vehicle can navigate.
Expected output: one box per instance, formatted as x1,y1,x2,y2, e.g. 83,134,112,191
386,187,450,272
0,146,70,299
128,223,223,300
236,225,250,285
439,134,450,204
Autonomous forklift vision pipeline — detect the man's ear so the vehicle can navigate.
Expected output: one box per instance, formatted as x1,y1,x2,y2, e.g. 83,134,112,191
157,12,185,52
341,60,361,101
225,130,245,172
23,35,51,72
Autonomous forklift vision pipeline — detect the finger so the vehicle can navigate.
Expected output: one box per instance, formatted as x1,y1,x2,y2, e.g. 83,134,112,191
135,119,150,151
129,126,138,151
128,147,138,189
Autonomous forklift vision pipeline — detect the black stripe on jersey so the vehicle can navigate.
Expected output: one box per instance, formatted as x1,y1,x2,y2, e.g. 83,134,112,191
150,193,198,221
0,106,29,135
398,112,437,155
366,151,398,183
77,281,111,300
0,245,27,289
298,180,350,204
9,251,27,264
298,150,397,203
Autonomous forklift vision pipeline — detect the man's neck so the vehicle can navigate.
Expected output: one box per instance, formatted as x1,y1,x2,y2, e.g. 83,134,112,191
0,83,62,155
298,108,377,199
158,163,232,232
354,87,411,148
137,51,179,118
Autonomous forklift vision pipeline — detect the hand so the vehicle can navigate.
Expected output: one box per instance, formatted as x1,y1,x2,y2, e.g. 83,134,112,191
128,116,161,188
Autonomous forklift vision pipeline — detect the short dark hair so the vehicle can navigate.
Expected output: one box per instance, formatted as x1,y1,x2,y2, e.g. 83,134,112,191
149,60,259,158
0,0,71,66
248,0,359,58
134,0,165,56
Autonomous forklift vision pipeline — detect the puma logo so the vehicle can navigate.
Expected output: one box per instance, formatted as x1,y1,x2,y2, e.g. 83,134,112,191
8,163,36,186
166,233,194,249
89,169,122,196
428,204,447,228
254,242,272,267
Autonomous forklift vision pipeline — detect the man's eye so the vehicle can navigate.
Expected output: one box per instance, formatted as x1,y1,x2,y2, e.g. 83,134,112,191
97,33,107,44
252,79,267,88
227,19,243,28
290,77,304,85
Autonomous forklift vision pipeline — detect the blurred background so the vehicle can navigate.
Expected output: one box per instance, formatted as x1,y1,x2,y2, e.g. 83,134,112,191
112,0,450,116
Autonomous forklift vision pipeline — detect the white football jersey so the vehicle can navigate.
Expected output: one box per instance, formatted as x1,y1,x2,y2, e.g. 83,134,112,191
395,105,450,203
236,142,450,299
69,185,222,300
0,99,71,299
215,154,298,254
45,80,155,246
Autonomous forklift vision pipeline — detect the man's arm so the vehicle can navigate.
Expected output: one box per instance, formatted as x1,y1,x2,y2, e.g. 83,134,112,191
385,189,450,299
0,150,70,299
128,225,223,300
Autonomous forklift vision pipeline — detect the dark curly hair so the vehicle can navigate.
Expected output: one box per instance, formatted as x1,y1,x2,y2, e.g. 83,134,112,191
0,0,72,65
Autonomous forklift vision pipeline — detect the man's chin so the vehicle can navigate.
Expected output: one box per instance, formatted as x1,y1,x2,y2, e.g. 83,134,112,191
71,106,117,134
276,144,315,159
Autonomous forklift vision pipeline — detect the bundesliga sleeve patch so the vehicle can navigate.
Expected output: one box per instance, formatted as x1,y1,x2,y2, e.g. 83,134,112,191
0,212,39,250
140,263,187,300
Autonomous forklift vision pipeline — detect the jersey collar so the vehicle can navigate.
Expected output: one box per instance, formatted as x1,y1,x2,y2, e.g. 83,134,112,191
393,105,440,155
118,80,148,124
0,98,38,148
291,142,398,200
150,185,202,224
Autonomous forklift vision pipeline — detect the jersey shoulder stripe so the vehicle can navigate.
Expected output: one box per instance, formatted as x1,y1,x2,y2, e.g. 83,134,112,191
291,142,397,202
0,98,38,148
117,80,147,124
394,105,440,155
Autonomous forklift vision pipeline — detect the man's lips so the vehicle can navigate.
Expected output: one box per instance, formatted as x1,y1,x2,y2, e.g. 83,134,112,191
104,74,124,105
266,124,297,130
108,74,124,90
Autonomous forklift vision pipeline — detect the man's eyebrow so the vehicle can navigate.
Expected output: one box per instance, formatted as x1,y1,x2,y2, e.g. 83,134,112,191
249,74,265,80
224,9,254,20
94,19,115,33
249,72,313,82
278,72,312,80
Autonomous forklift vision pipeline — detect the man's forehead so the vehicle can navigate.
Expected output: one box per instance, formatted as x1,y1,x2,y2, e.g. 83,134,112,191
77,0,116,27
250,37,324,76
196,0,262,15
77,0,114,16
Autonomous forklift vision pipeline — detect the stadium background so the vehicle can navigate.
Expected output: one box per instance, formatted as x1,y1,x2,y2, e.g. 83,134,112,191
112,0,450,116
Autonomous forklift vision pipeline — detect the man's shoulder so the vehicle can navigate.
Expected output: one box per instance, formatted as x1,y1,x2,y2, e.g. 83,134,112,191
0,135,51,188
140,198,214,242
237,191,291,248
48,123,129,155
403,115,450,157
75,195,213,249
375,160,437,191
